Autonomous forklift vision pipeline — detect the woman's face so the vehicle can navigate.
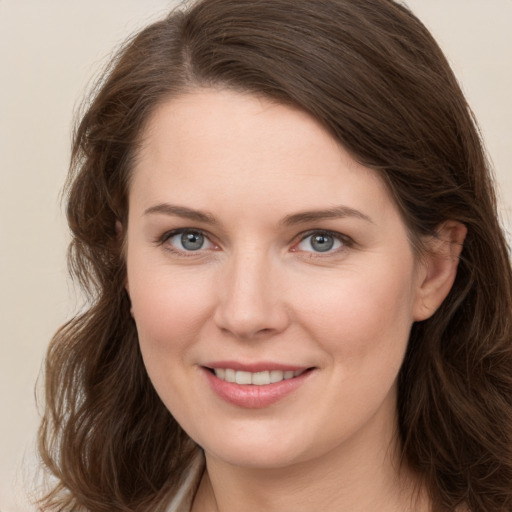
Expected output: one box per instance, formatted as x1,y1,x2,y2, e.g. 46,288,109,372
126,89,428,469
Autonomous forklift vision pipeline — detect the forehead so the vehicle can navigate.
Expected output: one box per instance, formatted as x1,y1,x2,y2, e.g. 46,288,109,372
130,88,396,222
137,88,346,170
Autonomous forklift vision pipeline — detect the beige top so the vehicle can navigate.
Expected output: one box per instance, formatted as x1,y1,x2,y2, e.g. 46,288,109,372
165,451,205,512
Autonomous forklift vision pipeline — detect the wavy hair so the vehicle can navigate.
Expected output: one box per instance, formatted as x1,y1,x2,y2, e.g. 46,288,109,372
38,1,512,510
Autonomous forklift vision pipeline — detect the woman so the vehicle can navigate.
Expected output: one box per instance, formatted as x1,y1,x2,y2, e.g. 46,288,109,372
38,0,512,511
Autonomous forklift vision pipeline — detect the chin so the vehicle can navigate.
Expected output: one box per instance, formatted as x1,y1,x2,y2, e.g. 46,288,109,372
193,420,335,471
206,442,307,470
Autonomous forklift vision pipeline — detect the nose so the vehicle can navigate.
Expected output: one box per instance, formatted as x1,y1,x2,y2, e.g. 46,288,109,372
213,247,290,340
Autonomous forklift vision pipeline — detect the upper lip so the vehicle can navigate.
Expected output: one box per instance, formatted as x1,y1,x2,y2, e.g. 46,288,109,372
203,361,312,373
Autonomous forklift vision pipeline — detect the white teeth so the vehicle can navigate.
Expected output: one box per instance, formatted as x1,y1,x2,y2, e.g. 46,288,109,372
235,370,252,385
270,370,284,383
213,368,306,385
252,371,270,385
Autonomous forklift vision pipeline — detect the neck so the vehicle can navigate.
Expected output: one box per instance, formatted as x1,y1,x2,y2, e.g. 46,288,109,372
191,417,428,512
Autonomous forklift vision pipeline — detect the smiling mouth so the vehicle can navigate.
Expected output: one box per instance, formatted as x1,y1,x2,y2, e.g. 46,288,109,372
207,368,310,386
203,365,315,408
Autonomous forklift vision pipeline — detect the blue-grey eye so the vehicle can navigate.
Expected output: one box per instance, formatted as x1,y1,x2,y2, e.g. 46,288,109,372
297,232,342,253
180,231,204,250
167,230,210,251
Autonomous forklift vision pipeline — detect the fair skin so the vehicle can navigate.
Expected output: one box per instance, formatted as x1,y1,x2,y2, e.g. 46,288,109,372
125,89,465,511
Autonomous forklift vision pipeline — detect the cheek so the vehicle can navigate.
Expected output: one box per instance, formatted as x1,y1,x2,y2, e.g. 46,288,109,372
128,263,215,357
294,261,417,365
127,266,215,415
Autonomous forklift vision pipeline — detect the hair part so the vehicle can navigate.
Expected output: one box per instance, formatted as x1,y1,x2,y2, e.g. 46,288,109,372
39,1,512,511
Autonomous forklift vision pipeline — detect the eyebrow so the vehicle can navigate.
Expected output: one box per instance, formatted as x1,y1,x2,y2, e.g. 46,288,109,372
281,206,373,226
144,203,217,224
143,203,373,226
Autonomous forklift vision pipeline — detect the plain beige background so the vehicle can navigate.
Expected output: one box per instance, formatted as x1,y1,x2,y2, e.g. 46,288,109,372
1,1,510,510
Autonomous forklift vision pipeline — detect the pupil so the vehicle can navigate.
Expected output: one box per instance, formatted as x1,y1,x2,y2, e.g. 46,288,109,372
311,234,334,252
181,232,204,251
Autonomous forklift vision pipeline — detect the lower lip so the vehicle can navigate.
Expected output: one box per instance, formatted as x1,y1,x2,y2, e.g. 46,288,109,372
203,368,313,409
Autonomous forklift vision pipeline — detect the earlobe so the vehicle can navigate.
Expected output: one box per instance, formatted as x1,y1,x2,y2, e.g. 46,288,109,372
115,219,124,238
413,220,467,321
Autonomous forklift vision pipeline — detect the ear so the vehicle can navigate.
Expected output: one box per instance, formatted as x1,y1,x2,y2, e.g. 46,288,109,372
413,221,467,322
115,219,124,238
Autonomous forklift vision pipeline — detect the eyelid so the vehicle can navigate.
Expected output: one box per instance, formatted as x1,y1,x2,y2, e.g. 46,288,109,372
155,227,353,256
156,227,219,254
290,229,353,254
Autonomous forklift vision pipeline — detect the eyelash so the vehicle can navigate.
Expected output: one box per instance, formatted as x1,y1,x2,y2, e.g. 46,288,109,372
291,229,353,256
156,228,353,257
156,228,218,257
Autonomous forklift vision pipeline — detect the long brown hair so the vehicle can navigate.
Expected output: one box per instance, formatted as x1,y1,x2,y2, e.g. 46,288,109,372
38,1,512,510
